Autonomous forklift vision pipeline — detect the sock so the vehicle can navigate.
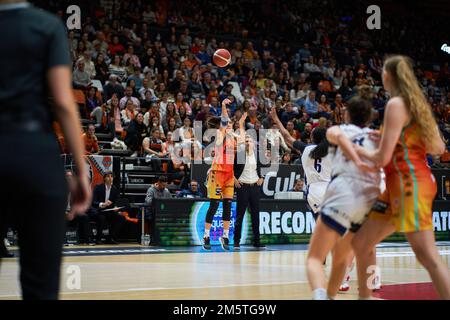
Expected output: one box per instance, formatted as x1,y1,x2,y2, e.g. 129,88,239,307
223,229,229,238
204,228,210,238
312,288,328,300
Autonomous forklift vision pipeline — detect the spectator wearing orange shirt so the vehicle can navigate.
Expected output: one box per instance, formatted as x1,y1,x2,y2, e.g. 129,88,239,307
83,124,100,154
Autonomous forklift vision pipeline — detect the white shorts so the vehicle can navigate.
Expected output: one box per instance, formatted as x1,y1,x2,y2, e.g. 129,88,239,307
319,176,380,235
307,182,328,214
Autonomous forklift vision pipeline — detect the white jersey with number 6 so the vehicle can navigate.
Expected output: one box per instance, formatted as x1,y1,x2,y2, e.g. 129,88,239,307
301,145,332,213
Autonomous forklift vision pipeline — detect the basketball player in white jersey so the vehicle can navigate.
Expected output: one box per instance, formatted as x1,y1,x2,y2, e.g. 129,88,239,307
269,109,331,216
306,86,381,300
301,128,332,215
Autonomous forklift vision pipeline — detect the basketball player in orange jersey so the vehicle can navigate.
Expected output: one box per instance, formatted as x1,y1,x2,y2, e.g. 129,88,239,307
351,55,450,299
203,98,247,251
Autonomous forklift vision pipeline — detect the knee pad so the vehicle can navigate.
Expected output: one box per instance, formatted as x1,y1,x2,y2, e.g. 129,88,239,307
205,200,219,224
222,199,232,221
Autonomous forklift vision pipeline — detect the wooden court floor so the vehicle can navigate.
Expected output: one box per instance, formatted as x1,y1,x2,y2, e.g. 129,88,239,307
1,244,449,300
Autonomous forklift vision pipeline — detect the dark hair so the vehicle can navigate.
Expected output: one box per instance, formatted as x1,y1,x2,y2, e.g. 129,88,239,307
158,175,168,183
346,85,373,127
309,127,329,160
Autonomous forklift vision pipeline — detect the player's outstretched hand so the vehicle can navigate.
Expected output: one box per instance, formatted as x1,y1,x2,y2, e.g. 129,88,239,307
239,112,248,125
222,98,232,106
269,108,279,121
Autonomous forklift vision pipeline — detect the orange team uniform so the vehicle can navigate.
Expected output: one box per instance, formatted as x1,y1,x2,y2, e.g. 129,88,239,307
207,134,236,199
370,123,437,232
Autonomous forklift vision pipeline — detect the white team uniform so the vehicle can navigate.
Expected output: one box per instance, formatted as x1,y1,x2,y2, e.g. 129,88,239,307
301,145,332,213
319,124,381,234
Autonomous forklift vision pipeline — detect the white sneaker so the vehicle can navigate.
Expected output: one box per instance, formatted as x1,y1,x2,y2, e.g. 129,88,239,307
339,275,350,292
130,151,138,158
4,238,10,247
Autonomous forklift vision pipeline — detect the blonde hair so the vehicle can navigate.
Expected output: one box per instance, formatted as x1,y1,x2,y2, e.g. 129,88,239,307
383,55,440,148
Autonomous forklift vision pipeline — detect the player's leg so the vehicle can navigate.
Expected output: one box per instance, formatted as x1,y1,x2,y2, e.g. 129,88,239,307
234,184,249,249
204,170,220,249
327,232,354,298
248,185,262,247
220,197,232,251
351,219,395,299
219,173,235,251
306,216,341,299
203,199,219,250
406,230,450,299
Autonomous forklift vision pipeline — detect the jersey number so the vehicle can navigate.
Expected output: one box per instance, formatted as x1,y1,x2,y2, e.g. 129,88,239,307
314,158,322,173
353,137,365,146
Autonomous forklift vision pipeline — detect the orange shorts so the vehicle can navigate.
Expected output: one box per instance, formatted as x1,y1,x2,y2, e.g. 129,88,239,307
206,170,234,199
369,171,437,233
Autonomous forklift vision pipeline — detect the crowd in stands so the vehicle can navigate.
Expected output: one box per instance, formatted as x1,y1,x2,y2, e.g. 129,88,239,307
37,0,449,174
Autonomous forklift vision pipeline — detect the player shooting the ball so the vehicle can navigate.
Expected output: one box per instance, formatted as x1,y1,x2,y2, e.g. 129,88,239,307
202,98,247,251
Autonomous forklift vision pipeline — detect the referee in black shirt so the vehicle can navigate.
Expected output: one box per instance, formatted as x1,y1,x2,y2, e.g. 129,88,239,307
0,1,91,299
233,135,265,249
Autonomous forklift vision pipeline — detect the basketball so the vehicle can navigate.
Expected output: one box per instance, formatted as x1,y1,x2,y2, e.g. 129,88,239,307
213,48,231,68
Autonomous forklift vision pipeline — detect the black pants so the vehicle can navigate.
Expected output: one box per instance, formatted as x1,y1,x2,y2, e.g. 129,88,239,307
67,214,90,243
87,208,125,241
0,132,68,300
234,183,261,245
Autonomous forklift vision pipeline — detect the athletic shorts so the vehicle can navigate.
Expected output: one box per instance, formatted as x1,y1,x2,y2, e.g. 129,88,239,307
369,171,436,233
207,169,234,199
319,176,380,236
307,182,328,214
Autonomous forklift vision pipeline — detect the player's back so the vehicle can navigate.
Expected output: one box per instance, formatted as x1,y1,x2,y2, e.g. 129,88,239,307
301,144,332,186
331,124,380,185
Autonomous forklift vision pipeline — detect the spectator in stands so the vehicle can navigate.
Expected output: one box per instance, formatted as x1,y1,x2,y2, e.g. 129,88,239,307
317,94,332,119
86,86,102,122
82,124,100,154
281,151,292,164
143,176,171,244
142,128,168,171
121,99,139,126
120,86,140,110
128,67,143,91
305,91,318,117
176,179,204,198
77,51,96,79
73,60,91,89
301,122,313,144
332,94,346,125
288,178,305,193
108,94,124,138
125,113,147,157
94,53,109,84
103,74,124,101
281,102,299,124
88,172,126,245
123,45,141,69
109,54,127,82
108,35,125,56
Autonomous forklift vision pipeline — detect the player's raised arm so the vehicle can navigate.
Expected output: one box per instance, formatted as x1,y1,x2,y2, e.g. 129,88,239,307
269,108,296,146
216,98,232,145
237,112,248,144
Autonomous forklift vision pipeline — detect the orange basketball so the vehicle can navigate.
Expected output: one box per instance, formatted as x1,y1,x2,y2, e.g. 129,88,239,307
213,48,231,68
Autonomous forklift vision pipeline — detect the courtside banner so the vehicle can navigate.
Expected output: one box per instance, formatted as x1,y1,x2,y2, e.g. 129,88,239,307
152,199,450,246
62,154,120,189
192,164,449,200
